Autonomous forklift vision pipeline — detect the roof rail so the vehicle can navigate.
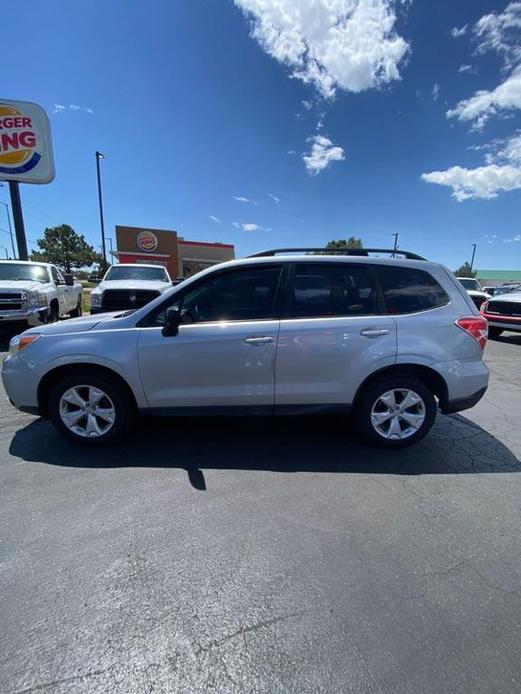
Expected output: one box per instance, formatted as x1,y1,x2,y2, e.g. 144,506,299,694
247,247,427,261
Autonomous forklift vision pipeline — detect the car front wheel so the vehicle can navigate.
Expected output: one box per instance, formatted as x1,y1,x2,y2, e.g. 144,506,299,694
48,370,133,446
355,375,437,449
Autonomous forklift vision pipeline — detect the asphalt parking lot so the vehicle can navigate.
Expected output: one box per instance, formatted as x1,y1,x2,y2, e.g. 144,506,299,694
1,332,521,694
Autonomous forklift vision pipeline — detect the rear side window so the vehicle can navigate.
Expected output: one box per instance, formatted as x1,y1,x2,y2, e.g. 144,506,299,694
375,266,449,314
290,264,377,318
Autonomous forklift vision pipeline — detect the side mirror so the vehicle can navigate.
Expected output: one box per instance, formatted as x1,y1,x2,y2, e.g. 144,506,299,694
64,273,74,287
162,306,181,337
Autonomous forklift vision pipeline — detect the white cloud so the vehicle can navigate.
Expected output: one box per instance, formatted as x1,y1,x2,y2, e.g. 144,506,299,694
233,195,250,202
423,131,521,201
459,64,473,74
53,103,94,115
503,234,521,242
302,134,345,175
233,222,270,231
451,24,468,38
233,0,410,98
209,215,221,223
421,164,521,201
432,83,440,101
302,99,313,110
268,193,280,203
446,65,521,130
474,2,521,69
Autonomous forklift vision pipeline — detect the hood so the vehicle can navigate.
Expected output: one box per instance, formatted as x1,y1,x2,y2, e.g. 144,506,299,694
92,279,170,293
467,289,491,299
489,291,521,304
0,280,43,292
23,312,122,337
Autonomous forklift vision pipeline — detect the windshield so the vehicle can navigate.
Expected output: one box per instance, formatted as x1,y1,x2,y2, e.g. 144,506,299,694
0,263,48,282
459,278,480,290
104,266,169,282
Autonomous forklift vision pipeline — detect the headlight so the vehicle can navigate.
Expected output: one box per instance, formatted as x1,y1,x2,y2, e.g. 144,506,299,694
26,290,47,308
90,292,102,307
9,334,41,354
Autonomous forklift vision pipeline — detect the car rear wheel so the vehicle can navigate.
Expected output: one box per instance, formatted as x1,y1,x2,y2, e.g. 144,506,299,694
355,375,437,449
48,370,133,446
488,327,503,339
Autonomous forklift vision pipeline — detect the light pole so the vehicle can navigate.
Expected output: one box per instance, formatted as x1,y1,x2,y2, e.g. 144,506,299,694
469,244,477,273
107,236,114,260
95,151,107,270
0,200,16,258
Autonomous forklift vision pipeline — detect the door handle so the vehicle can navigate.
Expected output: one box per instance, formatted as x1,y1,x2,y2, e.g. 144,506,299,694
244,336,274,345
360,328,390,337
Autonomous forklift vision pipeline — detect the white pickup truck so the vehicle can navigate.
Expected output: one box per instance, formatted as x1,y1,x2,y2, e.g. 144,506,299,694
0,260,83,328
89,263,173,314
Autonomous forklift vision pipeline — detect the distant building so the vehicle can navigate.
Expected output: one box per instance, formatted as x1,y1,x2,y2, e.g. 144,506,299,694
114,225,234,279
476,270,521,287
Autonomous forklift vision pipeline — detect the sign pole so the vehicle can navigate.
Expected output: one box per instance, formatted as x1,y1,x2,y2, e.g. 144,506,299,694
8,181,28,260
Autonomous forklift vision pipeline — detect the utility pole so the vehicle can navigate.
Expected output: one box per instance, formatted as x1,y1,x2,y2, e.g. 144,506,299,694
95,151,107,270
470,243,477,273
8,182,28,260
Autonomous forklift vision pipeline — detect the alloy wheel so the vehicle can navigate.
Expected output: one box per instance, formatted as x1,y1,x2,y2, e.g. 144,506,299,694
370,388,426,440
59,385,116,438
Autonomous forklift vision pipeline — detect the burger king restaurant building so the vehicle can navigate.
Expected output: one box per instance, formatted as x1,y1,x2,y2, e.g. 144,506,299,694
114,225,235,279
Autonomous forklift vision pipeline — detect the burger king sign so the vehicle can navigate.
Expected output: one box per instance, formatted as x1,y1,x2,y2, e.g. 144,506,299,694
0,99,55,184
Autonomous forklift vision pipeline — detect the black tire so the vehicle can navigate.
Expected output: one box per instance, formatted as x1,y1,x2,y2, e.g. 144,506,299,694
48,369,134,446
354,375,437,449
69,296,83,318
488,327,503,339
48,301,59,323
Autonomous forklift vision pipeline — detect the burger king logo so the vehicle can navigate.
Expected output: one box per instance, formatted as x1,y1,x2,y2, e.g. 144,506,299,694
0,100,54,184
137,230,159,252
0,104,40,174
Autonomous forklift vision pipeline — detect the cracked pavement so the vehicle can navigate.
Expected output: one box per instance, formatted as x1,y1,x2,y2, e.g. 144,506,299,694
1,332,521,693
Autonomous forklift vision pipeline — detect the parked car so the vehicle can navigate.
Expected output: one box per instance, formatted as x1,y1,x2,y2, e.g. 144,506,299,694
0,260,83,328
457,277,491,310
2,248,489,449
482,286,496,296
481,292,521,338
494,283,521,296
89,263,172,314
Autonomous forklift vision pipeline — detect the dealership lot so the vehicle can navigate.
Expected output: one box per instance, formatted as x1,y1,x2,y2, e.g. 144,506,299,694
1,333,521,694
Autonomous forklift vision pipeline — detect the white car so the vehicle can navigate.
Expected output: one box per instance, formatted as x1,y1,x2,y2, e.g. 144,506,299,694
0,260,83,327
90,263,173,314
457,277,491,310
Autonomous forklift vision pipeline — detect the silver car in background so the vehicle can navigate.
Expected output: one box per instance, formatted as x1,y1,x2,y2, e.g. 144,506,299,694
2,248,489,449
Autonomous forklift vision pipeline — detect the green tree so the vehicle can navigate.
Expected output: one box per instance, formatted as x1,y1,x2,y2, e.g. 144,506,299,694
454,262,476,278
30,225,103,273
326,237,363,249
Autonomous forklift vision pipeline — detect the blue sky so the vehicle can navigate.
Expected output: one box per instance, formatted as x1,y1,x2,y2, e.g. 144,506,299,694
2,0,521,270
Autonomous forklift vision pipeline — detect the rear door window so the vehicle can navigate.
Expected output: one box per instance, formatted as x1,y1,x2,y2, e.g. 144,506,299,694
375,266,449,314
290,263,377,318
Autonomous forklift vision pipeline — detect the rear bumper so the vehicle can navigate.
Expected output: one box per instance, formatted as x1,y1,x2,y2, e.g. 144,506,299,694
441,386,487,414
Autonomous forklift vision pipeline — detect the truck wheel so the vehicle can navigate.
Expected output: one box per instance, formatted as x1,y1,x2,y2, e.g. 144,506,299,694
488,327,503,339
355,375,437,449
49,302,59,323
70,296,83,318
48,370,133,446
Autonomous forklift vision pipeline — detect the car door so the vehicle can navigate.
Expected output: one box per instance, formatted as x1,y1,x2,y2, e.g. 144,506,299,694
137,264,284,409
275,262,397,408
50,266,67,314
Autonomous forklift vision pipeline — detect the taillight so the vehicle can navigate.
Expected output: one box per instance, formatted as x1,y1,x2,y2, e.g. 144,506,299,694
455,316,488,351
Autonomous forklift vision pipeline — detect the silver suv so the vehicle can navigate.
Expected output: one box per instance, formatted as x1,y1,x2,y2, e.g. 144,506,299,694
2,248,489,449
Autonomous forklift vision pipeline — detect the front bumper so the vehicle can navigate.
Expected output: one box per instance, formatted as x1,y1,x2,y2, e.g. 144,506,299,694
1,353,41,413
482,312,521,333
0,307,49,327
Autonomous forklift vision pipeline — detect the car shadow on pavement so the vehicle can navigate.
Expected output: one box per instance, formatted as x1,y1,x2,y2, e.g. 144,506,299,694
9,411,520,490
